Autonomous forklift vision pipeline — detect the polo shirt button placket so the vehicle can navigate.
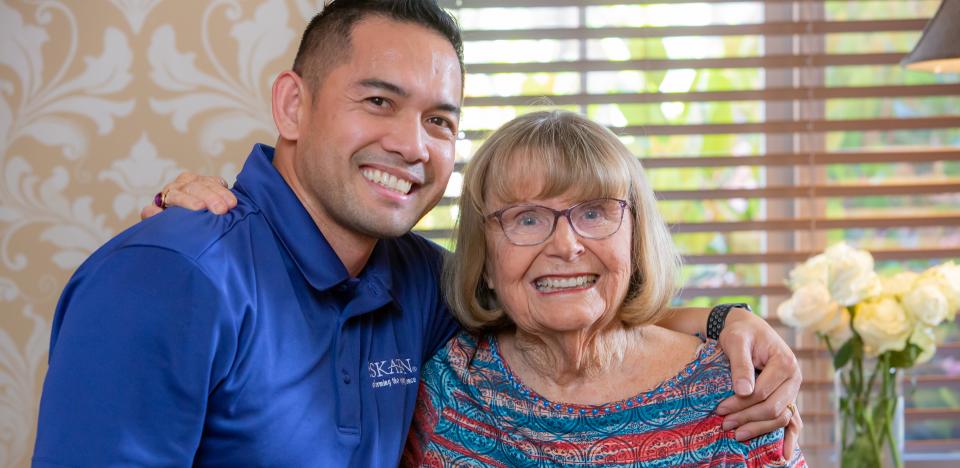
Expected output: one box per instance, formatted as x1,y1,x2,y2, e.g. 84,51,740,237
341,369,351,385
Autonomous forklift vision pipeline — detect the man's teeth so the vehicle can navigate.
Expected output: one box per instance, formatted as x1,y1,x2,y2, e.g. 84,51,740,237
535,275,598,292
361,168,413,195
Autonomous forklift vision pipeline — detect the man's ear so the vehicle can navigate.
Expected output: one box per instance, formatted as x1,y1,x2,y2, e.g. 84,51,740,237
272,70,306,141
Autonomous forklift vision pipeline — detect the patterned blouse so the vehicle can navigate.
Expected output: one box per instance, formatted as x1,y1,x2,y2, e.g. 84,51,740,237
402,332,805,467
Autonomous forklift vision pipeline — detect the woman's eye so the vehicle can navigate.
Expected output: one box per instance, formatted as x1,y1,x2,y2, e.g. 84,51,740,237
582,209,602,220
517,215,541,226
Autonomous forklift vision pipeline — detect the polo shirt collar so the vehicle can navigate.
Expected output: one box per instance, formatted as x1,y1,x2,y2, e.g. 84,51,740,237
233,144,393,294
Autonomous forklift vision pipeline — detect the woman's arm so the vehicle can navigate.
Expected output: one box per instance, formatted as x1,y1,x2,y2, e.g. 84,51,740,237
141,173,237,219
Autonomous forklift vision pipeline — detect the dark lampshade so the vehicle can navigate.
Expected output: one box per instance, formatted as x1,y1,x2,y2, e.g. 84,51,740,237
901,0,960,73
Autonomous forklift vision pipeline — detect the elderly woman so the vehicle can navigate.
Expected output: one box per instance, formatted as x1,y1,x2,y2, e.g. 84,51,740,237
401,111,804,466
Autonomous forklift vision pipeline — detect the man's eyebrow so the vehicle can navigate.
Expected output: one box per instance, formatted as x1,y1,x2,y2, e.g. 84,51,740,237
358,78,407,97
436,103,462,118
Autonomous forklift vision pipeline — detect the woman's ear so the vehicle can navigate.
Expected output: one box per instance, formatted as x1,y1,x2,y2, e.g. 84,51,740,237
483,270,495,290
272,70,306,141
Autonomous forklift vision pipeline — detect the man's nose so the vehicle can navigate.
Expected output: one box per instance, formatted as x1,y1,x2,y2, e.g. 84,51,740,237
382,115,429,164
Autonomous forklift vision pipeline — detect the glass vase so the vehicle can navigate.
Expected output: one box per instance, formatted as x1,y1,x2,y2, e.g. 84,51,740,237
833,366,905,468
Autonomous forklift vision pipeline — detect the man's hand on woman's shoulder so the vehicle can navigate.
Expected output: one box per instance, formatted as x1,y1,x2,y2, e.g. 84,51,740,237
716,307,803,458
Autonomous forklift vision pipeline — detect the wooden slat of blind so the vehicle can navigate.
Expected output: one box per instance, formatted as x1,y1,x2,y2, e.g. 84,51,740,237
677,286,790,297
803,375,960,391
798,408,960,424
668,215,960,232
627,117,959,136
419,217,960,240
800,440,960,452
792,342,960,359
463,116,960,139
640,149,960,169
451,149,960,171
466,53,905,73
683,248,960,265
659,182,960,200
463,84,960,107
905,439,960,452
462,19,927,41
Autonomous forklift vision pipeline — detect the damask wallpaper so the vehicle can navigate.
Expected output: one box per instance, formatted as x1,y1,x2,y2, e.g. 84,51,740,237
0,1,323,465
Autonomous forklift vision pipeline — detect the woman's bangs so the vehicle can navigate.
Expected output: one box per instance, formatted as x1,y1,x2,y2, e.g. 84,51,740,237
484,144,632,206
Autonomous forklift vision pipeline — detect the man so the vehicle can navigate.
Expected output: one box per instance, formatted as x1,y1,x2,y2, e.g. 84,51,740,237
35,1,800,466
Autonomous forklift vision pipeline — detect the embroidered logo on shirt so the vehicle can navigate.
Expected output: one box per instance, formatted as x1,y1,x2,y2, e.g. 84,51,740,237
368,358,418,389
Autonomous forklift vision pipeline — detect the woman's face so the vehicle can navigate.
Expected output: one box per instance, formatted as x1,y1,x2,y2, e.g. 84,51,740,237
484,191,634,336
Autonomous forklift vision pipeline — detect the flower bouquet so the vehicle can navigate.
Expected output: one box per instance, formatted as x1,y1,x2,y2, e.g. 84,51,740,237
777,243,960,468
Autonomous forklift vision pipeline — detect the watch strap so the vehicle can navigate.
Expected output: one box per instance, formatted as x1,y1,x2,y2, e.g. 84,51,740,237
706,303,751,340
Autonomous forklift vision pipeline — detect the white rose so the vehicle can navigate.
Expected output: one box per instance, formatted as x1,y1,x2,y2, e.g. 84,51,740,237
823,307,853,346
919,262,960,318
830,269,882,307
825,243,881,306
910,326,937,364
777,283,843,334
853,297,913,356
880,271,918,298
902,283,949,327
824,242,873,270
789,253,828,290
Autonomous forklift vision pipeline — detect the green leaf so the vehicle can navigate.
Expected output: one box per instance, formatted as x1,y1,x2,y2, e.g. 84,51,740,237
834,338,855,369
888,344,921,369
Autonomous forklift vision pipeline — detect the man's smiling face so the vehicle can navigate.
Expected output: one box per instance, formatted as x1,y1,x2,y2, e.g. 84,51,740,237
293,16,462,240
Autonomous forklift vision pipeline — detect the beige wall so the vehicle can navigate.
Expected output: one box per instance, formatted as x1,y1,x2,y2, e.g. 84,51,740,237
0,1,321,466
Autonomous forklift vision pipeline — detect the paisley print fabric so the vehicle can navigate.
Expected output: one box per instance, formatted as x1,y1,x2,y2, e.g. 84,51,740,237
403,332,805,467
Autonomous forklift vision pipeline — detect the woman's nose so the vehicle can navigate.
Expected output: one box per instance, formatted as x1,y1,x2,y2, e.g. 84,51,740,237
545,216,585,260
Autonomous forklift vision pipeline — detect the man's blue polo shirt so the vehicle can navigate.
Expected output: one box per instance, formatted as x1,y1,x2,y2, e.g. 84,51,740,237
33,144,460,467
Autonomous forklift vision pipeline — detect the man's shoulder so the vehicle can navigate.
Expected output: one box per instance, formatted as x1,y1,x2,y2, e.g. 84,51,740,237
101,196,265,263
380,232,449,285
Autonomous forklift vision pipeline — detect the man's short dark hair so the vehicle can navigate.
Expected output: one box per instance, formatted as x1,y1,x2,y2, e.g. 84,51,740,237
292,0,464,92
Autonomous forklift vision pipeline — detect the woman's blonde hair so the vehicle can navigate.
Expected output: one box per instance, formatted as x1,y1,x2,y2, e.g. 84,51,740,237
444,110,681,332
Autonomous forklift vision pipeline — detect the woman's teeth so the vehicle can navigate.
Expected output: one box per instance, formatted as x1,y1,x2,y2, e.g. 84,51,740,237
362,168,413,194
534,275,598,292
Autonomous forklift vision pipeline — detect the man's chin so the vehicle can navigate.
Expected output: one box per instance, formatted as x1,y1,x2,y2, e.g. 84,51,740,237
354,217,419,240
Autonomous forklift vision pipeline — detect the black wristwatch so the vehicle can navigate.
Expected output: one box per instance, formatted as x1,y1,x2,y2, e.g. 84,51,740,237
706,303,752,340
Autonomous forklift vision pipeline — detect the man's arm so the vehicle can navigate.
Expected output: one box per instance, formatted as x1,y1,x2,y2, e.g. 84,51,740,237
658,306,803,456
33,247,235,467
657,307,712,336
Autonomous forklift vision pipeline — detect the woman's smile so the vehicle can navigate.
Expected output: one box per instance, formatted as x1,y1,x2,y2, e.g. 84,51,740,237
532,274,599,294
